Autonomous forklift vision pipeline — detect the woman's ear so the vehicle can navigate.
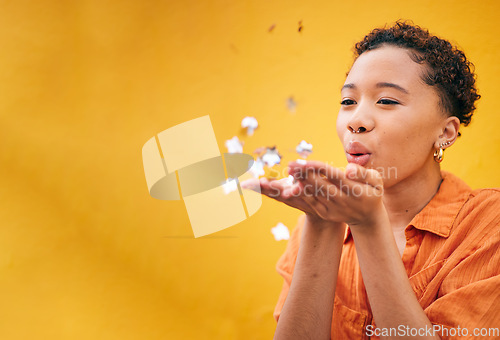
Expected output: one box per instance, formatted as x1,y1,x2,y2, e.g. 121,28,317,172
435,116,460,149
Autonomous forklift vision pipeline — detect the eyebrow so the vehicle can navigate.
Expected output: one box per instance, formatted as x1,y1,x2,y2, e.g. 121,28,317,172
341,82,410,94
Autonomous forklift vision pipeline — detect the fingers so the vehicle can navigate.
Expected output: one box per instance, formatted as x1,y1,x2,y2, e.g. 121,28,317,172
289,160,383,190
241,176,320,215
247,177,301,202
240,160,384,222
269,177,299,200
265,175,330,218
240,178,276,195
241,175,305,201
345,163,383,188
295,176,330,219
261,177,286,200
288,160,350,189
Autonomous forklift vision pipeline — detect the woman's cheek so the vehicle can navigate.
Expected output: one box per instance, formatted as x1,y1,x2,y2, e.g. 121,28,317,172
336,114,346,139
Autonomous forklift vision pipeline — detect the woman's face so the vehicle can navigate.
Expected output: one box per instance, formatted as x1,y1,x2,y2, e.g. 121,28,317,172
336,45,448,188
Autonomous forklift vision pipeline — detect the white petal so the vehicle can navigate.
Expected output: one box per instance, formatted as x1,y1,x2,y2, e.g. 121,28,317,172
296,140,313,153
271,222,290,241
262,153,280,167
249,158,265,178
225,136,243,153
285,175,294,186
262,147,282,167
241,117,259,135
222,178,238,195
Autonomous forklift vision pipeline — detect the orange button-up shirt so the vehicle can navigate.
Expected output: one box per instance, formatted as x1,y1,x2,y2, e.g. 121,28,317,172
274,171,500,339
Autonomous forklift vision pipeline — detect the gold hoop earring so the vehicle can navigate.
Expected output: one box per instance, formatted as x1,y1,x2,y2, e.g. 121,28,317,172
433,148,443,163
434,141,451,163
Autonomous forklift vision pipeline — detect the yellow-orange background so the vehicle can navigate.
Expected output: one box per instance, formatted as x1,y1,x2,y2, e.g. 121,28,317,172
1,1,499,339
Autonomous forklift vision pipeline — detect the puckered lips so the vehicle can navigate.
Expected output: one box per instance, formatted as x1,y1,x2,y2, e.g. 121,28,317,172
346,141,371,167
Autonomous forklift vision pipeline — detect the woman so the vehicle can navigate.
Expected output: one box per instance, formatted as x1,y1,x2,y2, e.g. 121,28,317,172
242,21,499,339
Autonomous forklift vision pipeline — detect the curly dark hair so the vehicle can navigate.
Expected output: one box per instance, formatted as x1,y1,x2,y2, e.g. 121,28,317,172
353,21,480,130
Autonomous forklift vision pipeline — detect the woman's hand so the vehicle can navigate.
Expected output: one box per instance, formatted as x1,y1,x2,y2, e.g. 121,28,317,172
241,160,386,226
240,174,319,218
289,160,386,226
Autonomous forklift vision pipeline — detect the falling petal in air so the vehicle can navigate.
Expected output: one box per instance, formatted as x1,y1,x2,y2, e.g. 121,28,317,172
271,222,290,241
241,116,259,136
222,178,239,195
262,146,282,167
249,158,265,178
296,140,313,158
225,136,244,153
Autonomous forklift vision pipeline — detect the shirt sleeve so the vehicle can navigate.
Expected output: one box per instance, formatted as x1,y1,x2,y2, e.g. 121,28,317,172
424,191,500,339
273,215,305,322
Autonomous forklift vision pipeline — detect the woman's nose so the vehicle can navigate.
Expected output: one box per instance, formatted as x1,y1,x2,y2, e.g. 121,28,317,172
349,126,367,133
347,104,375,133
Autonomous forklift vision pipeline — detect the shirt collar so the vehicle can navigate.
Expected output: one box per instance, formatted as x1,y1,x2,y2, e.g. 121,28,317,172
344,171,472,243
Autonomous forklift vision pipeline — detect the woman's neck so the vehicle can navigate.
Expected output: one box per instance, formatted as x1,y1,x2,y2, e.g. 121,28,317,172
382,162,443,234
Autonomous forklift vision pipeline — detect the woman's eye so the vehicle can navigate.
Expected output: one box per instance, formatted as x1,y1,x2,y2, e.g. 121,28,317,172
340,99,356,105
377,98,399,105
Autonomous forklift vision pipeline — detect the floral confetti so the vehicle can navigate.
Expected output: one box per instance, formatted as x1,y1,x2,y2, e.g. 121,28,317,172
261,146,282,167
271,222,290,241
296,140,313,158
222,178,238,195
241,116,259,136
249,158,265,178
